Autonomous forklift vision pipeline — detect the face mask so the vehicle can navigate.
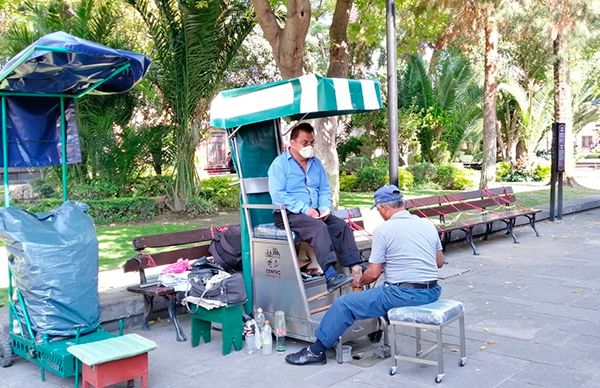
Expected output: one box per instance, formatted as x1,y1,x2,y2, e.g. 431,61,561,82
299,145,315,159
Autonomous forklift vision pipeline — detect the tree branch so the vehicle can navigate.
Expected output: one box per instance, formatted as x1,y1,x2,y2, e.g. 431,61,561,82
251,0,281,54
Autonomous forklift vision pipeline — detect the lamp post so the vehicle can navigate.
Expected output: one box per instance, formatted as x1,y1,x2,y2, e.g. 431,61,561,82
386,0,398,186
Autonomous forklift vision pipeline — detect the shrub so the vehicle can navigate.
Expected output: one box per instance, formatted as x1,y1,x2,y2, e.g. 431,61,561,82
397,169,414,191
339,174,357,192
199,176,239,209
186,196,218,216
30,178,59,198
534,164,551,182
355,166,388,192
435,164,472,190
495,162,511,181
342,156,371,174
407,162,437,185
71,180,120,200
337,136,364,164
128,175,172,197
24,197,158,225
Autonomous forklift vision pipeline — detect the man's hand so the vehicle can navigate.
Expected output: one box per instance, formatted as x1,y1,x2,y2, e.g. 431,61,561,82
307,208,320,218
351,264,362,289
318,209,330,220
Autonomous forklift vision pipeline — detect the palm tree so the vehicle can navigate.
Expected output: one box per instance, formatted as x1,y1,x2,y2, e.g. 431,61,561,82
126,0,254,210
398,52,482,162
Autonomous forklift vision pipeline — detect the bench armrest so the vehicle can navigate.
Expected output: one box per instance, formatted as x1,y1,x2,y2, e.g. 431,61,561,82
242,204,286,210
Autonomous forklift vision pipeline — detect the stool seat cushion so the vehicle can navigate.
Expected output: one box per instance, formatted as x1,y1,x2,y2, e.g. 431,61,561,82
254,223,299,240
388,299,464,325
67,333,157,366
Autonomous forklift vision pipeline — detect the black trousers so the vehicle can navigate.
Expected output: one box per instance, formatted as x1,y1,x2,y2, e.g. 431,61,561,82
274,211,361,271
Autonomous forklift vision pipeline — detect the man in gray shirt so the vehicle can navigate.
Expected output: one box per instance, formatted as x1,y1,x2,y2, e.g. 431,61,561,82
286,184,444,365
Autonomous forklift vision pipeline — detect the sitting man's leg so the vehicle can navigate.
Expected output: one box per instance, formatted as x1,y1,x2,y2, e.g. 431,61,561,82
324,215,363,284
275,211,351,291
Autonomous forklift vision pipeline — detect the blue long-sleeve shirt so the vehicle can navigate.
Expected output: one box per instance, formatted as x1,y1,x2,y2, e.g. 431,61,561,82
267,150,331,214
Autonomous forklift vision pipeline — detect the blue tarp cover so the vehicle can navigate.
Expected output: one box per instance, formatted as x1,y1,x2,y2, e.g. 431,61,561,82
0,31,151,167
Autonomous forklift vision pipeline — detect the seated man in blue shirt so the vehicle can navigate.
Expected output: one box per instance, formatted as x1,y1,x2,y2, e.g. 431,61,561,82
268,122,363,291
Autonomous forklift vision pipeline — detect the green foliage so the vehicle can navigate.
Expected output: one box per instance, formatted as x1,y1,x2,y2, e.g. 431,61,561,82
128,175,172,198
342,156,372,174
496,162,511,181
339,174,358,192
24,197,158,225
355,166,388,192
407,162,437,185
435,164,472,190
186,196,218,216
397,169,414,191
431,141,451,165
199,176,240,209
71,181,120,200
30,178,59,198
337,136,365,164
127,0,255,206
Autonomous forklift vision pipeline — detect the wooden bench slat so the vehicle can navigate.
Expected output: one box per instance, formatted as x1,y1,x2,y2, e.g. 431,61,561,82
132,225,237,250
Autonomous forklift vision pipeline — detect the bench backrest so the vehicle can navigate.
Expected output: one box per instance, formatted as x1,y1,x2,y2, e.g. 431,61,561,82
122,224,240,273
405,187,517,219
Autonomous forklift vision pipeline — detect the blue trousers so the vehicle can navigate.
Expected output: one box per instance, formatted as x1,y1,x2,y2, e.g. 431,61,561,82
315,284,442,348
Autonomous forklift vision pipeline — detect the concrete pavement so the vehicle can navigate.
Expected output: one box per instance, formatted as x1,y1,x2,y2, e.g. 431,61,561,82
2,205,600,387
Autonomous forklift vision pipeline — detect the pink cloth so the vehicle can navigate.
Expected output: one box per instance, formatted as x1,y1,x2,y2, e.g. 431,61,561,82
161,258,192,274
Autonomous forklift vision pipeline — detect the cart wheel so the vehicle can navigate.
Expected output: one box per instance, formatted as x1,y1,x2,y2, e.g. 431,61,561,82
389,366,397,376
0,334,13,368
368,329,383,342
459,357,466,367
435,374,444,383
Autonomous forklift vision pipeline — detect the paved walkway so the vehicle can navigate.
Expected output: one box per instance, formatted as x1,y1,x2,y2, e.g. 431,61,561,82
2,205,599,387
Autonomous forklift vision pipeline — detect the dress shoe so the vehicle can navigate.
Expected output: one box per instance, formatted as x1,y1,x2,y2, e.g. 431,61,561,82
326,273,352,292
285,347,327,365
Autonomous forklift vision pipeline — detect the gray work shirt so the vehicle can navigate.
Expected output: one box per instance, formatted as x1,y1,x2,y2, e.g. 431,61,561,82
369,210,442,283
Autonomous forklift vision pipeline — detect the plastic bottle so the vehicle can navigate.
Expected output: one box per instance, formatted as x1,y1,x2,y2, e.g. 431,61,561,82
261,320,273,355
274,310,286,352
244,321,256,354
255,307,265,332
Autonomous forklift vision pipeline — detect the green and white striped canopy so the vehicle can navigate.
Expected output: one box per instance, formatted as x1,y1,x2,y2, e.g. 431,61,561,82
210,74,382,129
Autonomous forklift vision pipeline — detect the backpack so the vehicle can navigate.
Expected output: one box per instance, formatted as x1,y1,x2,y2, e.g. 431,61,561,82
209,226,243,272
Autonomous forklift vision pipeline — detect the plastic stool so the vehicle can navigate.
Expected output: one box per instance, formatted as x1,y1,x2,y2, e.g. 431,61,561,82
67,333,157,388
190,303,243,355
387,299,466,383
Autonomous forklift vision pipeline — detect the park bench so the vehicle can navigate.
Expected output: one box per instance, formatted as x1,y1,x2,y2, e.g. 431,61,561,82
403,186,540,255
122,224,239,342
205,166,232,175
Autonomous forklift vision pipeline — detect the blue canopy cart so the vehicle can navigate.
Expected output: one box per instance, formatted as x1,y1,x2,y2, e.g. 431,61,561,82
210,74,386,359
0,31,150,385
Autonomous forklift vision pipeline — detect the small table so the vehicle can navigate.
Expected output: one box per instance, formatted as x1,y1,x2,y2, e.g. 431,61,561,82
67,333,157,388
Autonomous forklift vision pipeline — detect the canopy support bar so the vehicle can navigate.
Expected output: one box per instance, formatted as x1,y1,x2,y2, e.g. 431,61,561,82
60,97,68,202
2,97,9,207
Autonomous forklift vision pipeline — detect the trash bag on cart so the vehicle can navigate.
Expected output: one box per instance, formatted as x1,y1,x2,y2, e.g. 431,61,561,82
0,201,100,338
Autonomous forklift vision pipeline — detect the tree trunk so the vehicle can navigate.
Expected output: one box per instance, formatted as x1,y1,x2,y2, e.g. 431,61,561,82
480,12,498,189
251,0,311,78
553,32,576,184
496,119,506,161
317,0,353,208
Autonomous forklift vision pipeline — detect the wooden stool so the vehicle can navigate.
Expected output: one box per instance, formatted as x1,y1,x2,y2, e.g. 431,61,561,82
387,299,466,383
67,333,157,388
190,303,243,355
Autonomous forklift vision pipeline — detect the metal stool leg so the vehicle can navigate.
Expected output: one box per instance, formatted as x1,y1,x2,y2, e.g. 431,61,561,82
459,314,467,366
415,327,422,356
389,324,398,376
435,328,444,383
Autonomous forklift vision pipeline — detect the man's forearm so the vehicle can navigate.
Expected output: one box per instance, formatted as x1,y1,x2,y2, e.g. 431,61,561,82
359,268,379,287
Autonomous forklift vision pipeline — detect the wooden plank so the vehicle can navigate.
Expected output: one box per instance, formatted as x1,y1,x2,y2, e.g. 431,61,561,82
444,190,484,202
123,245,211,272
404,195,443,208
132,224,239,250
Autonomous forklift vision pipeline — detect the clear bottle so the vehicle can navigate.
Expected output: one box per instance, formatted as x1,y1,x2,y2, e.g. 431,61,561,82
244,321,256,354
261,320,273,355
274,310,286,352
255,307,265,332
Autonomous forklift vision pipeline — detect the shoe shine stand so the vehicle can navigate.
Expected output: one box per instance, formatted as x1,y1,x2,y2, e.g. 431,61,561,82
209,75,385,356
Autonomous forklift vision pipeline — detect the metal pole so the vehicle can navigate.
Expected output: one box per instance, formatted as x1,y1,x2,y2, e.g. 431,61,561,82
557,172,563,220
2,97,9,207
549,123,557,221
60,97,68,202
386,0,399,186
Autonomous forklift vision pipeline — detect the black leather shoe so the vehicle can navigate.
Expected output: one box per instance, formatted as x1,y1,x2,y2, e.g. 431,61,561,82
326,273,352,292
285,347,327,365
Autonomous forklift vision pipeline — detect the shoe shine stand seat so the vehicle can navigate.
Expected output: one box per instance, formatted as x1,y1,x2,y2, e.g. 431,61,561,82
209,75,385,352
387,299,466,383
